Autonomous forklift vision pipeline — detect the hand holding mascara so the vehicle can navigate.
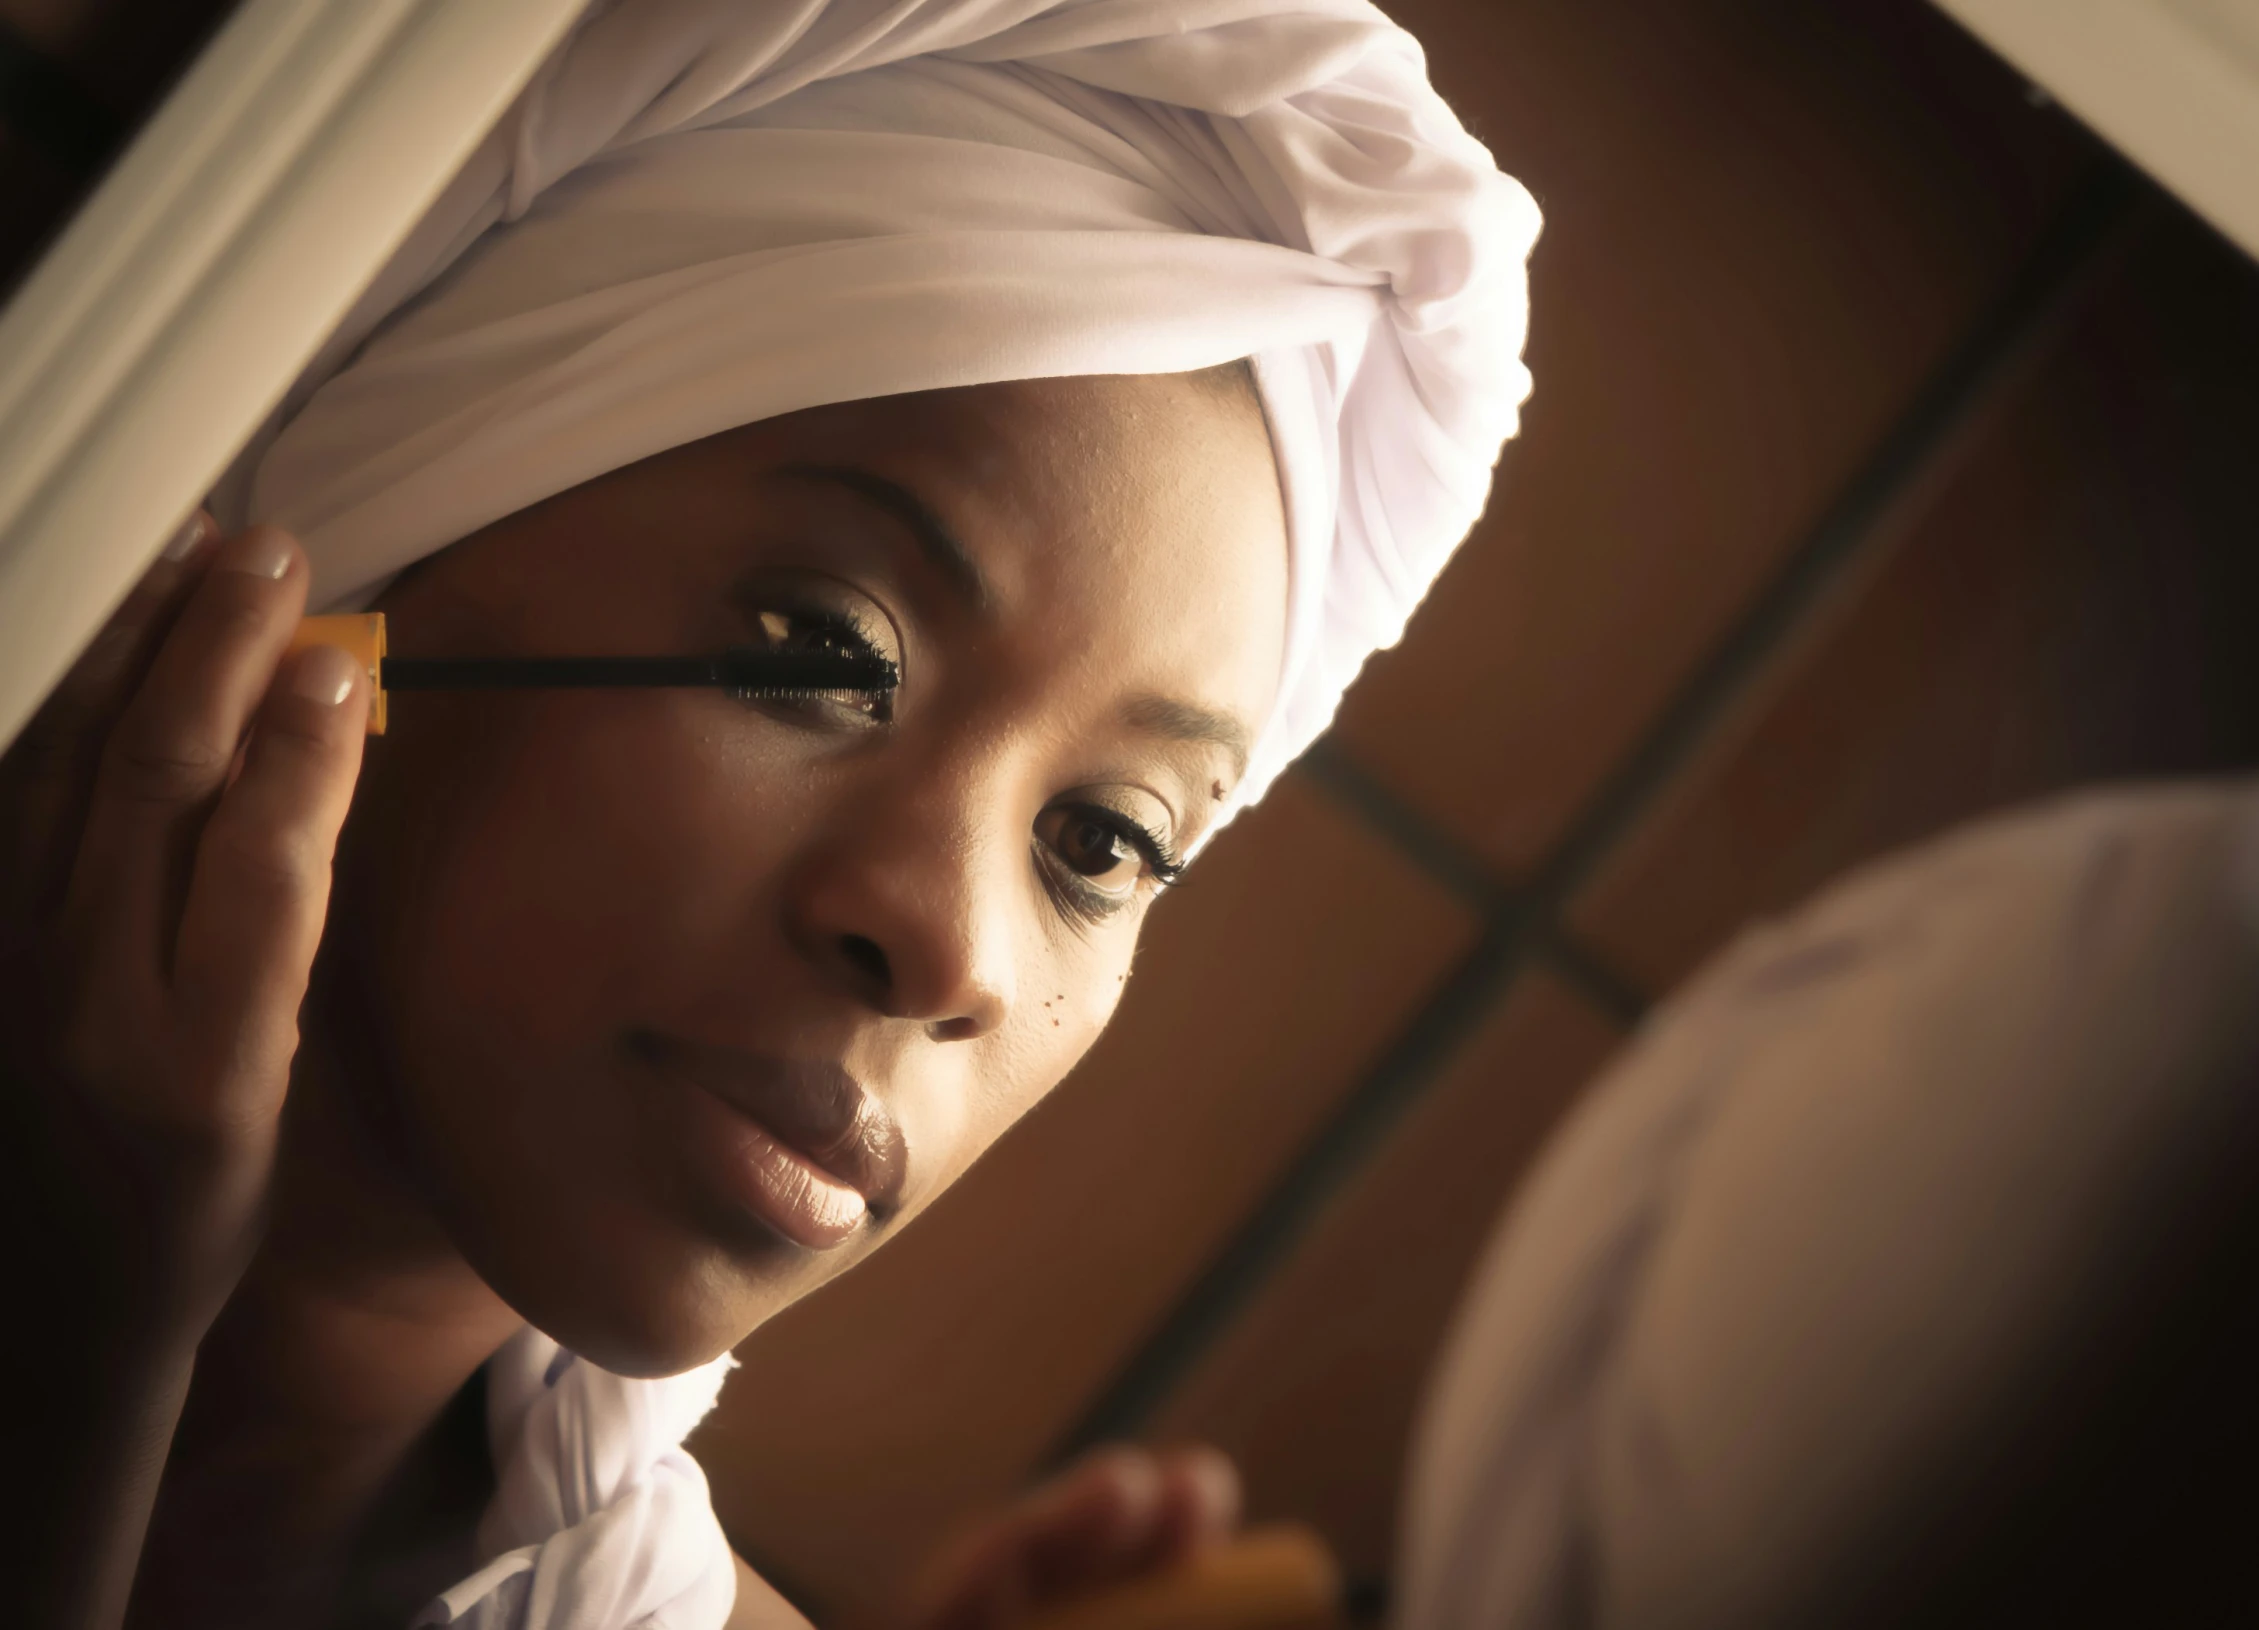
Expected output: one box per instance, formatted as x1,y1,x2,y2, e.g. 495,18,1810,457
289,613,900,735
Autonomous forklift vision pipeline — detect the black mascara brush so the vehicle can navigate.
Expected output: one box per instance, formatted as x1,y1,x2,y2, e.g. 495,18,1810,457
288,614,897,735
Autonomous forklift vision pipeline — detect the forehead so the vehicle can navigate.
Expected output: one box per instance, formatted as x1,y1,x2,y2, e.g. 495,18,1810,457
756,374,1273,572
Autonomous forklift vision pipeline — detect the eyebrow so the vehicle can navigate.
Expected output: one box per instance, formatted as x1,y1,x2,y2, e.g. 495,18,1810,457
779,462,992,612
1121,693,1254,784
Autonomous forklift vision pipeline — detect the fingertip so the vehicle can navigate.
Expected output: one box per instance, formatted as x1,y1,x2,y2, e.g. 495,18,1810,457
1148,1446,1240,1560
1074,1446,1165,1533
1174,1445,1242,1529
236,645,368,795
105,511,212,651
285,642,363,711
1094,1451,1168,1568
214,524,302,583
162,508,217,563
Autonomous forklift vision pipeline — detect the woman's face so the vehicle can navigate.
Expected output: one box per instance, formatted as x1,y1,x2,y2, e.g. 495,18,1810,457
324,371,1288,1375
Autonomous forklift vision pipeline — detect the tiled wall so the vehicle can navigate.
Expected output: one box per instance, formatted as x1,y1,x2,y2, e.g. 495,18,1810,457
5,0,2256,1621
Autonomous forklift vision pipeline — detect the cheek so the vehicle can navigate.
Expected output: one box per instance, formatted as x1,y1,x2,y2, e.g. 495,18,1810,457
361,697,812,1206
417,708,775,1033
336,701,847,1360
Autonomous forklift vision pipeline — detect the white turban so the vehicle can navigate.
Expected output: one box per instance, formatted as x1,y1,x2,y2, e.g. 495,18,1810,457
228,4,1537,1624
413,1330,739,1630
225,0,1540,818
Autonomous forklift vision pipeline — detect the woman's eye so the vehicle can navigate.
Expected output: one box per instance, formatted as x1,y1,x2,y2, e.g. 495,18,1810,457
1040,807,1144,888
733,594,897,724
1032,803,1184,926
755,608,855,657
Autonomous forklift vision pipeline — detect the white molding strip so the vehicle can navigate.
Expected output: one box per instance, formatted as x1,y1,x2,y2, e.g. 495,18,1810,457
0,0,583,753
1932,0,2259,261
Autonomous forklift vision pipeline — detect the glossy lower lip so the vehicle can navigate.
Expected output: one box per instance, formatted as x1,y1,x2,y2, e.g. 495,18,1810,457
675,1077,870,1250
629,1030,906,1252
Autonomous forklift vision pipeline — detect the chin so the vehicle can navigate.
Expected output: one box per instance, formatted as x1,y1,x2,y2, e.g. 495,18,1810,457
504,1271,758,1379
559,1326,738,1382
467,1205,831,1380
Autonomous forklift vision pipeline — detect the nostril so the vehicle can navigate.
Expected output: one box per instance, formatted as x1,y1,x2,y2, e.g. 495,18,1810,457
839,932,891,989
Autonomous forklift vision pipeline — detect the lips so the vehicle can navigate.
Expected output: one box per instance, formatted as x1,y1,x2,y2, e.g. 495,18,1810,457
629,1028,906,1250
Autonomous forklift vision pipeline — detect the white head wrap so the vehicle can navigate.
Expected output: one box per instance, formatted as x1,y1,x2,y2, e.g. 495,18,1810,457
227,0,1540,818
412,1330,738,1630
234,3,1537,1624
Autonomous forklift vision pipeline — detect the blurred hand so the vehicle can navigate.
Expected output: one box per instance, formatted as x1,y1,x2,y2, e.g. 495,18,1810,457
904,1446,1242,1630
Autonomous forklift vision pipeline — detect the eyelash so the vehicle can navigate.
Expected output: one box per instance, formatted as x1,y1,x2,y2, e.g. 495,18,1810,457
1038,805,1186,928
728,602,896,723
780,603,880,654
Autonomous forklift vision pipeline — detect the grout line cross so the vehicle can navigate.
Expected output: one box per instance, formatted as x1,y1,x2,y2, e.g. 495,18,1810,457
1049,157,2148,1467
1295,737,1653,1027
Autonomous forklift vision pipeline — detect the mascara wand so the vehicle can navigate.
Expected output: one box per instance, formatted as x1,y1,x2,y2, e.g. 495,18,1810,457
289,614,897,735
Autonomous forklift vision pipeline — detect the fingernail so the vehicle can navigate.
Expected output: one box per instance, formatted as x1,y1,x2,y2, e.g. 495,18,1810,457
79,621,137,684
162,510,212,561
290,642,359,707
217,527,295,581
1179,1448,1241,1525
1105,1454,1163,1522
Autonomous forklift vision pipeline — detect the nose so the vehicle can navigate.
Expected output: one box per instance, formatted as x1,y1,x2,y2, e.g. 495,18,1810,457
783,773,1014,1042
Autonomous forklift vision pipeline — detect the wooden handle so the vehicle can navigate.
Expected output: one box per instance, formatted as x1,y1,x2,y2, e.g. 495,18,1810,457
290,612,387,734
1019,1526,1342,1630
